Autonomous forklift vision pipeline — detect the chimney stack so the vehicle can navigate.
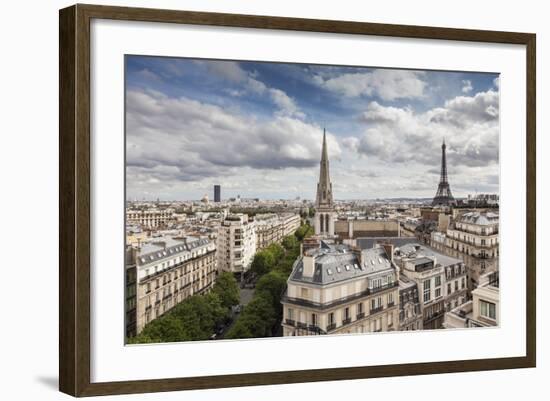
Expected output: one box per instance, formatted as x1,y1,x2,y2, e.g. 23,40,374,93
302,254,316,278
351,246,364,266
378,242,395,263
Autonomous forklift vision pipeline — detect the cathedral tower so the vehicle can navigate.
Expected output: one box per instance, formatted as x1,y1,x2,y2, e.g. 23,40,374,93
314,129,336,236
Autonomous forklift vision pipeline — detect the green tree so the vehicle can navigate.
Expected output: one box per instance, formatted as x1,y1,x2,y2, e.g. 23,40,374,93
251,250,275,276
282,235,298,251
266,243,284,262
224,319,254,339
244,295,277,336
211,272,240,309
256,271,287,314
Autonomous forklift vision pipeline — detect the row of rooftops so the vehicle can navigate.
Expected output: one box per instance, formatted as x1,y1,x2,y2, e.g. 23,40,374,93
289,242,394,285
289,237,463,286
457,211,499,226
136,236,212,266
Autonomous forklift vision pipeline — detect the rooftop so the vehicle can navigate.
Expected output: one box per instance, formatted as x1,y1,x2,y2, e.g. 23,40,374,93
458,211,499,226
137,236,211,265
289,242,395,285
397,243,462,268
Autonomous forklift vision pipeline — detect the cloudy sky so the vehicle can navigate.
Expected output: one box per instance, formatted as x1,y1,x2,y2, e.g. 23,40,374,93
125,55,499,201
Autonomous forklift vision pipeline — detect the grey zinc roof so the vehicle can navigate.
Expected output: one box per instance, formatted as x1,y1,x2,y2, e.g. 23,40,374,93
459,212,499,225
357,237,419,250
398,243,462,267
399,275,417,290
137,236,211,265
289,243,394,285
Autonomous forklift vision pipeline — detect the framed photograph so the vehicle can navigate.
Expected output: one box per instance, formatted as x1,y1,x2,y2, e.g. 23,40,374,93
59,4,536,397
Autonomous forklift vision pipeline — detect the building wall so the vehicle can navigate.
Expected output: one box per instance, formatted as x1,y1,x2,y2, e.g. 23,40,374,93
282,284,399,336
126,208,174,228
255,213,301,249
217,215,256,274
126,239,217,336
430,217,499,291
334,219,400,239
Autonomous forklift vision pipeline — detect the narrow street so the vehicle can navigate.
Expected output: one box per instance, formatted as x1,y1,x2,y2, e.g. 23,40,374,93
217,286,256,339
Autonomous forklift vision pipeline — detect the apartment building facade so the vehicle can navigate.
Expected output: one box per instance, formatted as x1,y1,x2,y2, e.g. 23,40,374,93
255,213,301,249
281,243,399,336
398,276,423,331
216,214,256,274
444,271,499,328
125,236,217,337
394,243,466,329
126,208,174,228
431,211,499,291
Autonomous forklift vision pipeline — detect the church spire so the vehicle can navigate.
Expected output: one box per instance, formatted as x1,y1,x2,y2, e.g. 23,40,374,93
316,128,333,208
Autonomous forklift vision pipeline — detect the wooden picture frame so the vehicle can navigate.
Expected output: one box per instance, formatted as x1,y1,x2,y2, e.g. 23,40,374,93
59,3,536,397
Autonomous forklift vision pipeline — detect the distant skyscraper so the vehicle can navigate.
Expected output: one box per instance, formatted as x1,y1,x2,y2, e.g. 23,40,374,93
314,129,336,236
214,185,221,202
432,140,456,206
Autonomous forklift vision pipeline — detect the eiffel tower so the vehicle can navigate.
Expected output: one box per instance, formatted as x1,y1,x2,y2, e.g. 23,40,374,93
432,139,456,206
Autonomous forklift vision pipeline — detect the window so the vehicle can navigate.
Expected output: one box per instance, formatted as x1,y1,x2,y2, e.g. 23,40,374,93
388,292,394,304
344,307,350,319
311,313,317,326
435,275,441,287
435,287,441,298
461,277,465,289
328,312,334,325
480,300,496,320
447,283,452,294
357,302,363,314
146,282,151,293
455,281,459,291
423,279,431,303
287,308,294,319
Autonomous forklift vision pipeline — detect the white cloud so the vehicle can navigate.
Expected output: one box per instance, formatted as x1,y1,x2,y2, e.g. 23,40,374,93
196,60,303,118
347,88,499,169
461,79,473,93
135,68,161,82
126,89,341,194
314,69,426,101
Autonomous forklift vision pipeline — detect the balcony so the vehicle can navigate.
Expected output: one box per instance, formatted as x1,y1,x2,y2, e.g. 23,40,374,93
368,282,399,295
281,282,398,311
296,321,307,329
387,301,395,308
326,323,336,332
285,319,295,326
342,317,352,326
370,306,383,314
356,312,365,320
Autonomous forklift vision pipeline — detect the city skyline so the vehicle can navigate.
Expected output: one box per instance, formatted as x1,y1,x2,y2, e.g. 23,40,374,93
126,56,499,201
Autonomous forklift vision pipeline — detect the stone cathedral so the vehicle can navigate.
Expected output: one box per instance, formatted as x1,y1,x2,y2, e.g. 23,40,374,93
314,129,337,237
